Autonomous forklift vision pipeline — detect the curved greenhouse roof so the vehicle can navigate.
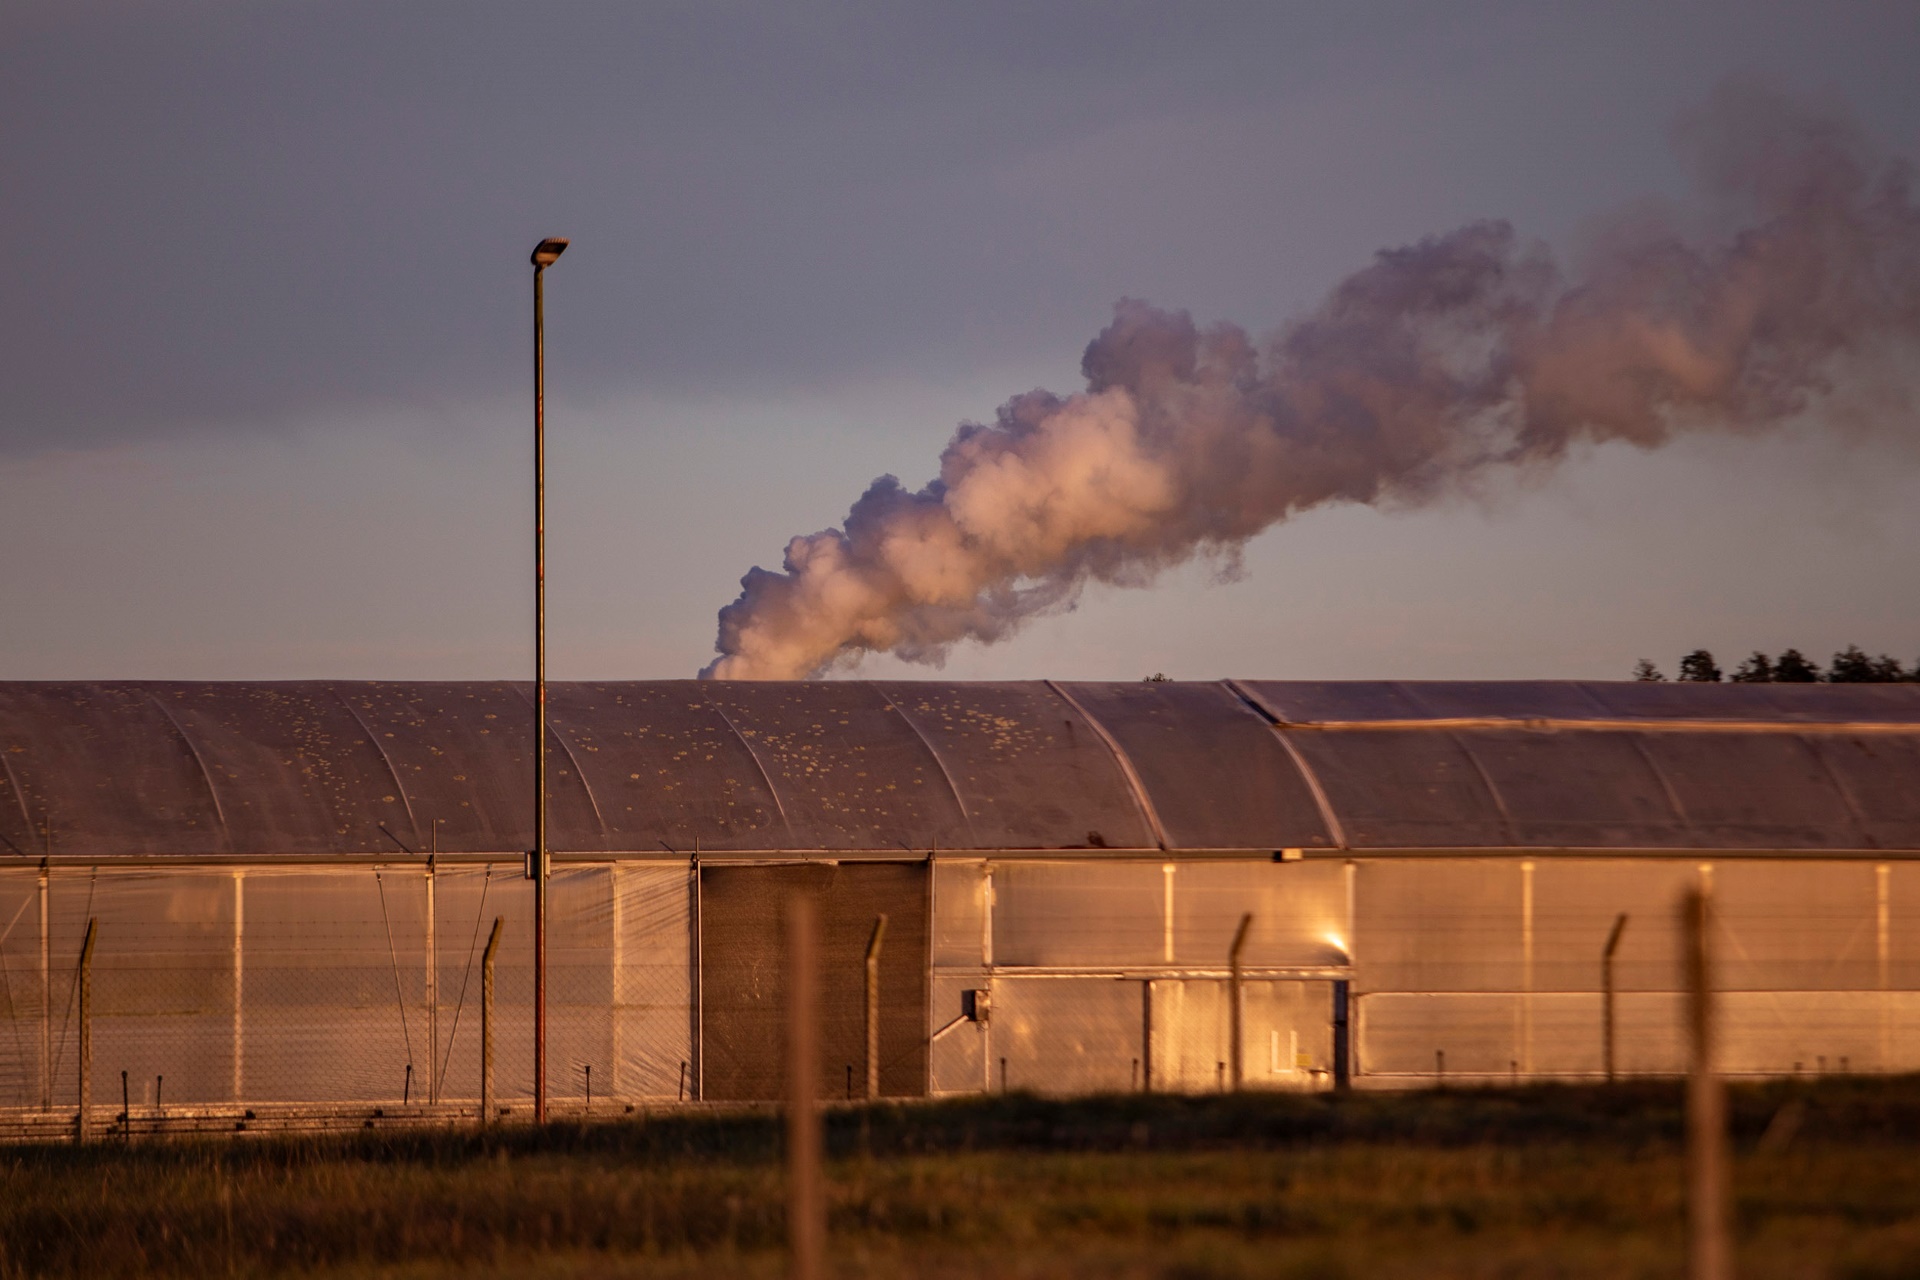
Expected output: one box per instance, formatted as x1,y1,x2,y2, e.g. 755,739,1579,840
0,680,1916,859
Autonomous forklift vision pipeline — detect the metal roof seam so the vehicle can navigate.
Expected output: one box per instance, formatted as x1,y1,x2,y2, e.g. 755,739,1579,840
1225,679,1295,726
1273,717,1920,734
869,683,978,845
330,687,423,847
1449,731,1521,846
694,687,796,847
0,737,37,858
1045,680,1170,851
505,682,612,842
544,716,610,840
1793,733,1878,851
143,691,232,851
1222,680,1350,850
1622,733,1698,846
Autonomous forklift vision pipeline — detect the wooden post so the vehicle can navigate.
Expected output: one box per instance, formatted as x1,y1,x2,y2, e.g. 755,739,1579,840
787,895,822,1280
1519,860,1535,1078
1602,912,1628,1083
1877,865,1891,1072
1228,912,1253,1091
75,919,97,1145
481,917,502,1127
1682,887,1729,1280
864,913,887,1101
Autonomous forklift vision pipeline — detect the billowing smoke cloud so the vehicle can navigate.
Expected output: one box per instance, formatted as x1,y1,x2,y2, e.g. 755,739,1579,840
702,83,1920,680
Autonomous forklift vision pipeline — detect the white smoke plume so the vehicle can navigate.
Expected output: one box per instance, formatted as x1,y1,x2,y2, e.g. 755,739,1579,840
702,83,1920,680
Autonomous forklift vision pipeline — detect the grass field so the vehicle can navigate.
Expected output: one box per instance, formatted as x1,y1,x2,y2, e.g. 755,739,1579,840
3,1079,1920,1278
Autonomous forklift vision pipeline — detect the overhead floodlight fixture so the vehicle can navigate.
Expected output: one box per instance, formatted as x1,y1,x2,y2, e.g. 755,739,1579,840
531,237,570,268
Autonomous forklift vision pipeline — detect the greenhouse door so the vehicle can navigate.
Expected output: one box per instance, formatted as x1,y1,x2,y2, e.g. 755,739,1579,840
699,862,928,1101
1147,978,1336,1092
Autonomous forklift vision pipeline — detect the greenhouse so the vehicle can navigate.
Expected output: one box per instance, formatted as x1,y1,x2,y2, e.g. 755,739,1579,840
0,678,1916,1130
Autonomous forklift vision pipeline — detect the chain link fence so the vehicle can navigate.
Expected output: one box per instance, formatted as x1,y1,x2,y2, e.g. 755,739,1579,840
0,862,693,1134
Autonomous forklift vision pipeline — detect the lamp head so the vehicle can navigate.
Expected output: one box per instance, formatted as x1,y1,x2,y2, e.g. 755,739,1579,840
531,238,570,268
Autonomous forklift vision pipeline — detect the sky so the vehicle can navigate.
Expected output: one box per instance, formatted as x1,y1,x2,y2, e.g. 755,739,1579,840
3,1,1918,683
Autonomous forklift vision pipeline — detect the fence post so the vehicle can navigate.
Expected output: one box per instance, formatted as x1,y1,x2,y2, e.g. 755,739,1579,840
1228,913,1253,1091
232,871,245,1104
1332,979,1351,1090
481,916,503,1127
864,914,887,1101
37,864,49,1113
1683,886,1729,1280
425,857,438,1106
788,895,822,1280
1602,912,1628,1083
75,919,97,1145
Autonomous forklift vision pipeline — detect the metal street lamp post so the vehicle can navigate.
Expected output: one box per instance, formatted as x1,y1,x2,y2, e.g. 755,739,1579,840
530,236,568,1125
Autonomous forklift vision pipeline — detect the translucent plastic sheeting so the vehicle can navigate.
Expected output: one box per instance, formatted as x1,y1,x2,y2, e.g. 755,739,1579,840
1147,979,1333,1093
989,976,1141,1095
1632,733,1866,850
931,861,991,968
0,863,692,1111
1053,681,1335,850
1815,736,1920,850
1170,862,1348,969
1238,682,1920,852
876,683,1156,850
988,862,1164,968
1243,680,1920,725
1531,860,1696,992
6,681,1917,858
1356,857,1899,997
1357,991,1920,1079
928,972,988,1095
1353,860,1525,993
1445,731,1691,848
1282,731,1513,850
971,975,1336,1097
1280,726,1918,851
1888,864,1920,990
0,681,1160,857
1357,993,1686,1078
980,859,1350,970
1711,861,1880,991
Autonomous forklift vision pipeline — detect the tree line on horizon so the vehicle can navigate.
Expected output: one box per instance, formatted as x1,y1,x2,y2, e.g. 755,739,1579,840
1634,646,1919,683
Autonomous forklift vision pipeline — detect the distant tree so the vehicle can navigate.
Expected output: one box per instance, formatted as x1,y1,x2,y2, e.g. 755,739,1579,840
1828,646,1875,682
1142,672,1171,683
1632,659,1667,682
1729,651,1774,683
1828,646,1909,683
1772,648,1820,682
1676,650,1722,682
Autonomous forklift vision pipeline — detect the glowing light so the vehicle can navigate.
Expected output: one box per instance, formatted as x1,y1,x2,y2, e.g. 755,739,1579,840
1322,931,1349,957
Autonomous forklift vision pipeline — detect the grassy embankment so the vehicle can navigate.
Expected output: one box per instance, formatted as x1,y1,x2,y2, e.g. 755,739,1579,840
3,1079,1920,1278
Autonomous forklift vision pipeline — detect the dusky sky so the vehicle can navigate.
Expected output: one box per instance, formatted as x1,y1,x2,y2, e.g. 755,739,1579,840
4,1,1917,681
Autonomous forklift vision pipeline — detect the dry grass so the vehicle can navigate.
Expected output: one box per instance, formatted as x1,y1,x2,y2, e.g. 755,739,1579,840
3,1079,1920,1278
